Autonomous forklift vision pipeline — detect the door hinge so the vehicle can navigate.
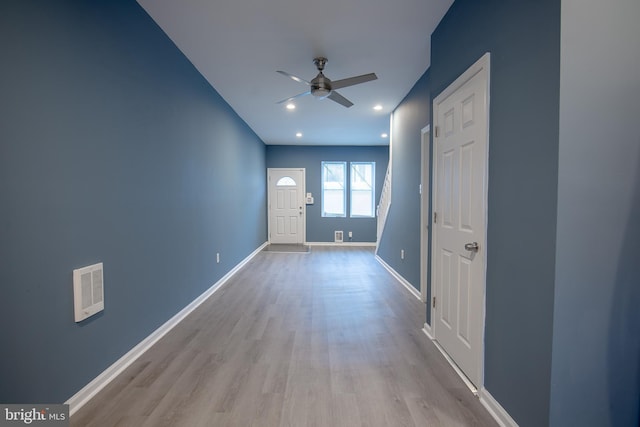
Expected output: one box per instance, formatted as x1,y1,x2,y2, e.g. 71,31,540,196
432,296,436,309
435,126,440,138
433,212,437,224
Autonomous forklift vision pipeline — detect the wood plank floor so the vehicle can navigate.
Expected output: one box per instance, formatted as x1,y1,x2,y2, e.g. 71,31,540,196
71,246,498,427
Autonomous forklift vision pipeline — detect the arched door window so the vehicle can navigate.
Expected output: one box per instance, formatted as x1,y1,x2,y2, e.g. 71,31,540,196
276,176,296,186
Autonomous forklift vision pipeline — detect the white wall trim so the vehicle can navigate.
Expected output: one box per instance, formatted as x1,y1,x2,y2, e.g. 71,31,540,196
307,241,377,247
375,254,422,300
422,322,434,340
420,124,431,303
65,241,269,416
421,328,478,395
420,326,517,427
479,388,519,427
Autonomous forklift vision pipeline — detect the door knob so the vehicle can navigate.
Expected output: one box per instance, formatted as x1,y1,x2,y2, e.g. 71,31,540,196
464,242,479,252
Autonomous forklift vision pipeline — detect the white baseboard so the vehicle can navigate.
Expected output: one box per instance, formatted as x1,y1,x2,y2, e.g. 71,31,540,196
65,242,268,416
422,322,434,340
479,388,519,427
421,328,478,395
374,255,422,300
307,241,377,247
420,327,517,427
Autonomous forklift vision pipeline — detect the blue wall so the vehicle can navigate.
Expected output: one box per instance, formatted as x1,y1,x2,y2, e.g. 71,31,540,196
265,145,388,243
376,70,431,292
0,0,266,403
431,1,560,426
551,1,640,425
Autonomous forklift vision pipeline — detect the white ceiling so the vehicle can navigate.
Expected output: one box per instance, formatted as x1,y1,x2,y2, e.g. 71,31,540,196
137,0,453,146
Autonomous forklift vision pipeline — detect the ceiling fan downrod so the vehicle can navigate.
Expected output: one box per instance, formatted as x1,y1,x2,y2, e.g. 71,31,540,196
313,57,327,71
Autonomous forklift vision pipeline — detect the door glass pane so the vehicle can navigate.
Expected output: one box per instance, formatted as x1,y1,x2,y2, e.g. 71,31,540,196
276,176,296,186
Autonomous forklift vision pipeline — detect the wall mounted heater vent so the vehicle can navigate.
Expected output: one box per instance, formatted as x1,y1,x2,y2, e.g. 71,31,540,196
334,231,344,243
73,262,104,322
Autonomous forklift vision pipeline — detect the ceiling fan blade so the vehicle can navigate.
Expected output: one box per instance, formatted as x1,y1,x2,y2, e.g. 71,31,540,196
331,73,378,90
276,91,311,104
277,70,311,85
327,91,354,108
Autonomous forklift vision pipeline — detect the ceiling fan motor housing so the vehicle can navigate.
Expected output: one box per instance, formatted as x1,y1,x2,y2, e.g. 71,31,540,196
311,73,332,98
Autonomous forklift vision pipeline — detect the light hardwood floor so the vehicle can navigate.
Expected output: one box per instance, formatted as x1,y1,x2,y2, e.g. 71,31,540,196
71,246,498,427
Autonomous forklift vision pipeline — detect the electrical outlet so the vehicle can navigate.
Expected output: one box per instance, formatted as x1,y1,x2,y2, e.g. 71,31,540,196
348,231,353,238
401,249,405,259
216,253,220,264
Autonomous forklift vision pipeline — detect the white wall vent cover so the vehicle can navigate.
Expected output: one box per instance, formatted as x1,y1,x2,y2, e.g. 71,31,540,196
73,262,104,322
334,231,344,243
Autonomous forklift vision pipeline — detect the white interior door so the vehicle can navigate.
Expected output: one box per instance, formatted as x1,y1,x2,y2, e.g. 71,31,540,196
268,168,305,244
432,53,489,388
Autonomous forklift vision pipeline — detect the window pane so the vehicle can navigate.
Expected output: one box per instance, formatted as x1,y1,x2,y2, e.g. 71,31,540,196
351,191,373,216
322,161,346,217
324,190,345,216
350,162,375,217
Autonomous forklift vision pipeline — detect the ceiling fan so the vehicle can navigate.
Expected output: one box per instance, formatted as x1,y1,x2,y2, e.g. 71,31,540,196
276,57,377,108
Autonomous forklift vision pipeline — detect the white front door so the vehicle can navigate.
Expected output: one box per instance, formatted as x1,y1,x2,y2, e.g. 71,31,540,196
268,168,305,244
432,53,489,388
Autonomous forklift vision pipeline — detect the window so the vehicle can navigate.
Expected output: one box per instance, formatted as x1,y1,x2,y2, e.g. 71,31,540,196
322,161,346,217
350,162,375,217
321,161,376,218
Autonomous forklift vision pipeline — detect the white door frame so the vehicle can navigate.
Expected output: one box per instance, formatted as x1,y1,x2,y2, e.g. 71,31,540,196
430,52,490,390
267,168,306,244
420,124,431,303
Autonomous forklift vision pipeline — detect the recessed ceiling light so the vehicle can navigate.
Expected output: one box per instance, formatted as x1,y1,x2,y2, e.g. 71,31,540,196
296,132,303,138
381,133,388,138
286,103,296,110
373,105,383,111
